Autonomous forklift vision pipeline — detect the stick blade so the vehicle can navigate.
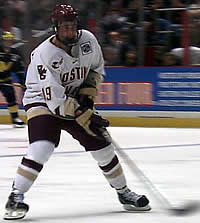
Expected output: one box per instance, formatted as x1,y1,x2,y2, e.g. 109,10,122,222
169,201,200,216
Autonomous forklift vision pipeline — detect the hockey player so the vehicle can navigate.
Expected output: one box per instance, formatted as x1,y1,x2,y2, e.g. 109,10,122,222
3,4,150,220
0,31,25,127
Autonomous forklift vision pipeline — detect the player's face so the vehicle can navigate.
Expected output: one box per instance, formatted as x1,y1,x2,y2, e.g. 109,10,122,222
58,21,77,43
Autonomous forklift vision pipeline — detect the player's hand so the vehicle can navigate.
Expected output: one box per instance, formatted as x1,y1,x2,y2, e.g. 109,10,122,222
76,85,97,109
90,111,109,127
75,108,109,136
75,108,109,127
77,94,94,109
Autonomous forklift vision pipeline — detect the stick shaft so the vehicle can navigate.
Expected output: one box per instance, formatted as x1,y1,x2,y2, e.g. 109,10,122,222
112,140,173,211
0,83,25,89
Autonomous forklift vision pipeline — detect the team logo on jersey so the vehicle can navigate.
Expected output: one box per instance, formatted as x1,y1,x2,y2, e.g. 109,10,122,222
80,41,92,55
52,57,63,69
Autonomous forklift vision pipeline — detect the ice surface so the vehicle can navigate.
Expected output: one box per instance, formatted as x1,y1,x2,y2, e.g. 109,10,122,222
0,124,200,223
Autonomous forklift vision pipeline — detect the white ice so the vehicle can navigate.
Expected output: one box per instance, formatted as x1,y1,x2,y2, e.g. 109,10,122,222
0,125,200,223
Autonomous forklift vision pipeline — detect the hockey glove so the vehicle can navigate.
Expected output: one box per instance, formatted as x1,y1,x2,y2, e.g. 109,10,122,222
77,87,96,109
75,108,109,136
53,97,80,120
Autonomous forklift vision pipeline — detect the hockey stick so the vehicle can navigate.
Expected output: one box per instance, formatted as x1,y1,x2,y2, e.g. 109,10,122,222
112,139,200,216
0,83,26,89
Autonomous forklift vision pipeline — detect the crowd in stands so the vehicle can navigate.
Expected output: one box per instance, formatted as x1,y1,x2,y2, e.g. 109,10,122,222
1,0,200,66
100,0,200,66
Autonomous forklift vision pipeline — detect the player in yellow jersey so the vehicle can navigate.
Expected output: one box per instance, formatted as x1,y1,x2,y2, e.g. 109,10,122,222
0,31,25,127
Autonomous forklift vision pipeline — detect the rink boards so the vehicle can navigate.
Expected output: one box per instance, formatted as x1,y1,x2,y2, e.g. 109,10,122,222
1,67,200,127
1,109,200,128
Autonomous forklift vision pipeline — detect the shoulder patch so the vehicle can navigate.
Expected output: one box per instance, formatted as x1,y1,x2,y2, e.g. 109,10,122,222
80,41,92,55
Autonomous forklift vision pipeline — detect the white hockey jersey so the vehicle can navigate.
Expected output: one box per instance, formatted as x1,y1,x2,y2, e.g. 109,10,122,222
23,29,105,116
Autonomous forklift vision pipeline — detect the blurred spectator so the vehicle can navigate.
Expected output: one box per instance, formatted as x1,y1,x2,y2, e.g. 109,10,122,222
103,46,119,66
8,16,23,42
161,52,180,66
0,0,197,67
171,0,185,7
119,28,136,64
9,0,25,29
80,0,98,33
151,0,165,9
188,0,200,47
108,31,121,47
153,18,171,46
124,50,137,66
1,16,11,32
106,31,122,65
10,25,23,42
171,46,200,65
102,8,123,41
31,0,52,31
189,0,200,18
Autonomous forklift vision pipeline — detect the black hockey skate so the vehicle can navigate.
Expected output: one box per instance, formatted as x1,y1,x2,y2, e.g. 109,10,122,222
12,118,25,128
4,192,29,220
118,189,151,211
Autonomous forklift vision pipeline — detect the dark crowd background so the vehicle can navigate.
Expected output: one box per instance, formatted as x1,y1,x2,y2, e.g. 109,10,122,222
1,0,200,67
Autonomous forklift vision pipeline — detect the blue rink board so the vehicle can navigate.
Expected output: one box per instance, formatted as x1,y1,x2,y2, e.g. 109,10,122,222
1,67,200,112
96,67,200,111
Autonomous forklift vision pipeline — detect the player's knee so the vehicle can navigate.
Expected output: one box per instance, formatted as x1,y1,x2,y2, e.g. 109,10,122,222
25,140,55,164
90,143,116,166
